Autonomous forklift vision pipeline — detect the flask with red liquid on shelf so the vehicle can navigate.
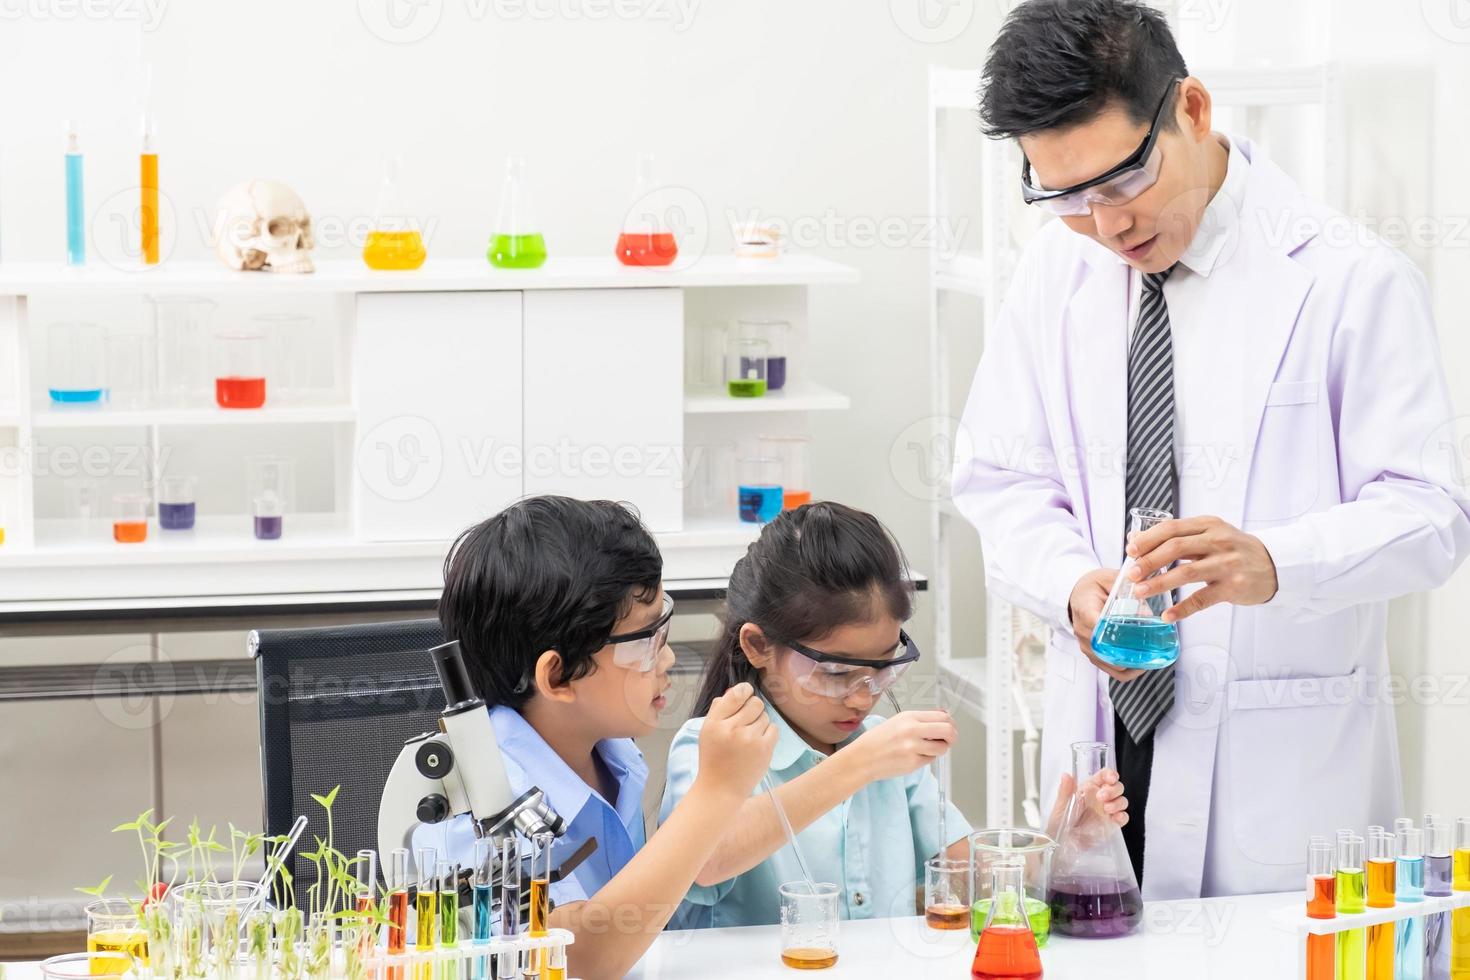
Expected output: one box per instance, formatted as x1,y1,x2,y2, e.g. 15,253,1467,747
615,154,678,267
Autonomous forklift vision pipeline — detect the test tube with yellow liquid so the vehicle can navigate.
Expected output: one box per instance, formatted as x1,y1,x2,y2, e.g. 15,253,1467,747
530,831,553,979
140,112,159,265
415,847,438,980
1452,817,1470,979
1339,835,1368,980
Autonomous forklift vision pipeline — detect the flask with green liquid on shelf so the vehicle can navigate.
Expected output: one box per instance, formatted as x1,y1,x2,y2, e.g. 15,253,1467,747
487,157,547,269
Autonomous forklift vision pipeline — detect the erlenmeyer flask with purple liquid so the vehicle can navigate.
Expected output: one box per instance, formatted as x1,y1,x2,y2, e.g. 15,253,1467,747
1046,741,1143,938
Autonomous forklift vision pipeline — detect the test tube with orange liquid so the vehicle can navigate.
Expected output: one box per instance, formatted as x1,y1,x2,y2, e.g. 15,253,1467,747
387,849,410,980
1366,830,1397,980
1306,838,1335,980
140,113,159,265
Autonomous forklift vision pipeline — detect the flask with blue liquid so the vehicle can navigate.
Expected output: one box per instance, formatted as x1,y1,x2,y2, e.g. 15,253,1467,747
1090,507,1181,670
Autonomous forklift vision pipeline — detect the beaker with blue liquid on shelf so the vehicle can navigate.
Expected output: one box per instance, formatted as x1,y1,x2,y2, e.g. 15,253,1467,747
1090,507,1180,670
737,456,783,524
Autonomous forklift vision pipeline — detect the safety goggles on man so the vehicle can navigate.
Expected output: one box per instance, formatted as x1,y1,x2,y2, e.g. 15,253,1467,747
606,593,675,672
1020,79,1182,217
778,630,921,699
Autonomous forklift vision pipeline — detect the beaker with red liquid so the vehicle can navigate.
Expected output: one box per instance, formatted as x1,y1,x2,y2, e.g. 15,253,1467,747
615,155,678,267
1046,741,1143,938
215,332,266,409
973,861,1043,980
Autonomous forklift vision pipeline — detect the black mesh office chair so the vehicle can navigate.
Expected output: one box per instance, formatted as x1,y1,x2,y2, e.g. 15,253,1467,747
251,618,446,901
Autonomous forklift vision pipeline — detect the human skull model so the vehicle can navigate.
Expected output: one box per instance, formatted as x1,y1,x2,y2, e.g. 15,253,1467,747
212,179,316,273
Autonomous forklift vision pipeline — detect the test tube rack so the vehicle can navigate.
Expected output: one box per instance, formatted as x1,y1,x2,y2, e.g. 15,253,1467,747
1271,892,1470,978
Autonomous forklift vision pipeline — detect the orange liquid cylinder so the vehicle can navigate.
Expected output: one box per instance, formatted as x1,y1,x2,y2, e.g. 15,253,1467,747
141,154,159,264
780,947,838,970
1306,874,1335,980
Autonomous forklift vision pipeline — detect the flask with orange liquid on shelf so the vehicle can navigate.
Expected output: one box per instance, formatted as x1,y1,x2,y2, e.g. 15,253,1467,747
615,155,678,267
363,157,427,270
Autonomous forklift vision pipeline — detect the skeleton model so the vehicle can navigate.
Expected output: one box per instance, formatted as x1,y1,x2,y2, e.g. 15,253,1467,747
212,179,316,273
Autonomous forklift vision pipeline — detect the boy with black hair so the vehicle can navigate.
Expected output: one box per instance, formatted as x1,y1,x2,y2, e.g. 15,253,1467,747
416,495,777,979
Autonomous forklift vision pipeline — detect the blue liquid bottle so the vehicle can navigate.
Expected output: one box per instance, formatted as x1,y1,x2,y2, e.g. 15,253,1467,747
64,121,85,266
1091,506,1180,670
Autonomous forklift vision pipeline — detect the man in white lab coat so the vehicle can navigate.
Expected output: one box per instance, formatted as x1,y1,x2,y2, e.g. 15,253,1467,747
951,0,1470,898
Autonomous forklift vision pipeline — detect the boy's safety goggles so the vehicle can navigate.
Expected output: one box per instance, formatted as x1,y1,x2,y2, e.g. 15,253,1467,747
1020,79,1180,217
778,630,921,699
606,594,675,672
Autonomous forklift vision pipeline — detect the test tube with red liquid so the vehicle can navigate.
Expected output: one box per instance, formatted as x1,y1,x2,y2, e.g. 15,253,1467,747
387,848,409,980
355,849,378,956
1306,838,1335,980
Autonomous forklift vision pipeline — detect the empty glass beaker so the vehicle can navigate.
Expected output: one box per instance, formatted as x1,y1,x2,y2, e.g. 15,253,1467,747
737,456,782,525
105,332,156,409
1091,506,1180,670
778,882,838,970
726,336,769,398
686,320,728,390
488,156,548,269
615,154,678,267
969,828,1056,946
47,322,106,403
65,477,101,525
150,296,215,406
972,862,1043,980
758,434,811,509
1046,741,1142,938
215,331,267,409
739,319,791,391
363,156,427,271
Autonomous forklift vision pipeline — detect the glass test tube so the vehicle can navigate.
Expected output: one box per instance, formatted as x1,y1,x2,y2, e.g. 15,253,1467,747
472,839,494,943
1307,839,1336,980
529,833,552,937
388,849,410,953
1367,830,1397,980
1338,835,1368,980
1396,828,1425,980
1426,819,1454,980
437,860,459,947
497,837,520,980
356,849,379,956
415,848,438,950
1453,818,1470,978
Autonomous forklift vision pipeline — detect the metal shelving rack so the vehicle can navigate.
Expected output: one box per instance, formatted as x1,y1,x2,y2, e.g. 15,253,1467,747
928,63,1342,827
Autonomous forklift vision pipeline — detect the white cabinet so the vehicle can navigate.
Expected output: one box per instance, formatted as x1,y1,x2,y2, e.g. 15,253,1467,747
523,288,683,532
354,291,524,542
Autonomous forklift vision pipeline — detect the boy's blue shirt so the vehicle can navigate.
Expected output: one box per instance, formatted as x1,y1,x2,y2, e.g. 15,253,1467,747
411,704,648,914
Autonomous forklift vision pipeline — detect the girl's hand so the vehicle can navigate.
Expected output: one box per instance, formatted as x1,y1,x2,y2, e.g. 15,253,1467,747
844,710,956,783
1044,768,1129,837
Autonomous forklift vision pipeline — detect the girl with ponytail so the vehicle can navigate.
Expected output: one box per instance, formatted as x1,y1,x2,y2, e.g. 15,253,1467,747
660,501,1129,928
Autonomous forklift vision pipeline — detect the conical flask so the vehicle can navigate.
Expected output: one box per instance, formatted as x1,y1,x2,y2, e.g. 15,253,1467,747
1090,506,1181,670
614,154,678,267
487,156,547,269
363,156,427,270
972,861,1043,980
1046,741,1143,938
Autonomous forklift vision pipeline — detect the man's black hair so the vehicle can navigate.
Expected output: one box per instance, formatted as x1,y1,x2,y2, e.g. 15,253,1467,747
979,0,1188,140
439,495,663,710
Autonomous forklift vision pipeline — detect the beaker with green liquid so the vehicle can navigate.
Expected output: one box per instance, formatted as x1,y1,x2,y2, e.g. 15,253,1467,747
969,828,1056,947
487,156,547,269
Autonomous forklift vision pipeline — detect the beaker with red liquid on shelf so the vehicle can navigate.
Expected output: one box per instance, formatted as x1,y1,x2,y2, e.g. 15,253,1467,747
1046,741,1143,939
215,332,267,409
972,861,1043,980
615,155,678,267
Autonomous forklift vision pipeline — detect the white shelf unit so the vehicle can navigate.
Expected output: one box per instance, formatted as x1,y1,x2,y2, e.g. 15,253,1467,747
927,63,1342,827
0,254,858,609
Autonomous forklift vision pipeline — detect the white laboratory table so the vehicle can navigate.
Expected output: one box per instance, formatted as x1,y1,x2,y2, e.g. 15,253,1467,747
2,892,1301,980
628,891,1299,979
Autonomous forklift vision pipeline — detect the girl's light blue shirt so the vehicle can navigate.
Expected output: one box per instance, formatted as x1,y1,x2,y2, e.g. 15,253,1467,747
659,704,971,929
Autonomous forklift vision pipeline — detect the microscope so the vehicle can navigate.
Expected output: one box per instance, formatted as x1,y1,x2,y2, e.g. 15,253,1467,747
377,639,581,875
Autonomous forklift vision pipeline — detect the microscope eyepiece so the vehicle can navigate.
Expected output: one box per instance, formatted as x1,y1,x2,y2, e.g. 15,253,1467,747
430,640,483,714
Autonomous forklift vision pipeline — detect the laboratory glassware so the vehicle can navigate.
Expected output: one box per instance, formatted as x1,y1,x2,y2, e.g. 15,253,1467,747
970,829,1057,946
355,849,379,958
86,899,147,975
488,157,547,269
363,156,427,270
158,475,197,530
106,332,156,409
737,456,783,525
758,434,812,509
972,861,1044,980
615,154,678,267
112,493,148,544
1307,838,1336,980
1091,506,1181,670
498,836,521,980
65,121,84,266
1425,819,1453,980
686,320,728,390
472,837,494,945
141,111,159,265
248,456,293,541
778,881,839,970
1046,741,1143,938
253,313,318,405
739,319,791,390
65,477,101,526
726,336,769,398
1338,834,1368,980
150,297,215,406
215,331,267,409
924,856,970,930
1397,827,1425,980
42,952,142,980
48,322,106,403
437,860,459,946
1453,818,1470,977
415,847,438,952
387,848,410,974
1367,830,1397,980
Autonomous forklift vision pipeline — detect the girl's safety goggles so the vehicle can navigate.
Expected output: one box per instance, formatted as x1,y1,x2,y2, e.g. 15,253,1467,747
778,630,921,699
